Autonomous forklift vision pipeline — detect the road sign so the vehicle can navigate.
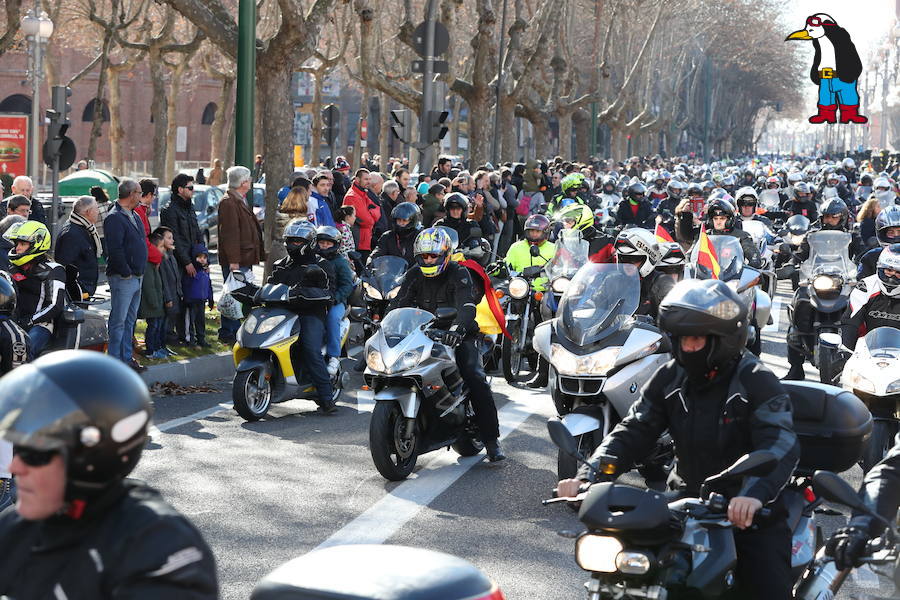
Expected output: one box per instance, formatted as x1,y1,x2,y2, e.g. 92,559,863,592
412,60,449,74
412,21,450,57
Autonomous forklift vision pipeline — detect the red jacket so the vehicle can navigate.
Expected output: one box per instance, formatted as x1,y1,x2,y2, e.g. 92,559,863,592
135,203,163,265
342,184,381,251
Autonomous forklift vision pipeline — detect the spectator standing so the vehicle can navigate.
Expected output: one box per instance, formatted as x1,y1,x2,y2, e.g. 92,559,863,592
252,154,265,182
5,195,32,219
54,196,102,297
181,243,214,347
103,179,149,372
420,183,446,227
160,174,202,344
342,168,380,262
157,226,182,353
217,166,265,344
195,168,207,185
311,174,337,227
272,183,310,262
207,158,225,187
0,216,24,273
367,173,390,241
431,156,452,181
89,185,112,239
381,180,401,217
0,176,46,225
336,205,357,259
135,179,162,265
138,229,166,358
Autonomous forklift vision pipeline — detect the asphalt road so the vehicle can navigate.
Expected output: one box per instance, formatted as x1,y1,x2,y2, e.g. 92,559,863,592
134,280,897,599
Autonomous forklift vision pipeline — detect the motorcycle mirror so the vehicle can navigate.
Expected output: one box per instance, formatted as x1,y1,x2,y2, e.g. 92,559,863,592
529,245,542,258
818,332,842,349
775,264,796,280
523,265,543,278
232,270,247,283
349,307,369,321
703,451,777,495
811,470,869,514
435,307,458,321
547,418,578,457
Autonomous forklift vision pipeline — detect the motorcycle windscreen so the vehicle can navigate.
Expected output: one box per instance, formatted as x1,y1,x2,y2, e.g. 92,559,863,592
258,283,291,302
689,235,744,281
799,230,854,283
758,189,781,212
369,256,409,298
558,263,639,346
741,220,768,247
380,307,434,347
545,229,589,281
862,327,900,355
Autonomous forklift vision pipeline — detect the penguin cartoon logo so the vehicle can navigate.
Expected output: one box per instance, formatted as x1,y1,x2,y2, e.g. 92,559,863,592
785,13,868,125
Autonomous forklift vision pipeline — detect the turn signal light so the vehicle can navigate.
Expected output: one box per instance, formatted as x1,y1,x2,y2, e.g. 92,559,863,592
803,487,816,503
473,587,506,600
534,292,544,301
361,385,370,391
494,289,504,299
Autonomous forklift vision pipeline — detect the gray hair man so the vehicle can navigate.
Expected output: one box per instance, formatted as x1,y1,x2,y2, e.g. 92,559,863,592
0,175,46,224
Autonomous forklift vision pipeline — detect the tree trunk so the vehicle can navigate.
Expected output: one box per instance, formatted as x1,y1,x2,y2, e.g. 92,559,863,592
165,61,187,185
498,95,517,162
378,92,390,169
148,48,168,182
530,113,550,160
86,32,113,162
311,70,324,164
557,110,572,160
107,65,126,174
210,76,234,164
573,108,589,161
467,94,492,168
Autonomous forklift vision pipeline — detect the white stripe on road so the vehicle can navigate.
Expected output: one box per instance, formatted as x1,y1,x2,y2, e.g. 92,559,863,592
316,390,551,550
150,403,232,435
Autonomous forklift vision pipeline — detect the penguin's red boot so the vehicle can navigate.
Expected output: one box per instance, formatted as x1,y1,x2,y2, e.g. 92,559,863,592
808,104,837,124
839,104,868,124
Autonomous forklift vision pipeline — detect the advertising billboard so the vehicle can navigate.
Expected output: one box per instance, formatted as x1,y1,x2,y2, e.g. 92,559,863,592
0,114,29,179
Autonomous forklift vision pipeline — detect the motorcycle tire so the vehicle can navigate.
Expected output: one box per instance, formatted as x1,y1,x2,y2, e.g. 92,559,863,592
861,419,899,473
452,436,484,457
501,330,530,383
557,430,598,481
233,366,273,421
369,402,418,481
817,343,835,385
748,329,762,357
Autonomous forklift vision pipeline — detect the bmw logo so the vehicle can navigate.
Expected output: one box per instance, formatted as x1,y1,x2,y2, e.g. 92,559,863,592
630,382,637,393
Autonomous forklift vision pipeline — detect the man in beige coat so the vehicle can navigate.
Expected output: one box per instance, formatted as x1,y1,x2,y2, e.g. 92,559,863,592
216,165,265,343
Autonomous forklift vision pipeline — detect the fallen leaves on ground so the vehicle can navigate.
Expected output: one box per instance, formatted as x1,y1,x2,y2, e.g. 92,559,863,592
149,381,219,395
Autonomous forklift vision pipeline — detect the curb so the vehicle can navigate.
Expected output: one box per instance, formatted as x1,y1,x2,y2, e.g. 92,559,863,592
141,351,234,387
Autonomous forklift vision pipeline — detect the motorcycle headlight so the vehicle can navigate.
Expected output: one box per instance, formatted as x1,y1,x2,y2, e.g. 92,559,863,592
389,348,424,373
575,535,623,573
788,234,804,246
386,286,401,300
849,371,876,394
508,277,530,299
812,275,839,293
886,379,900,394
363,282,383,300
366,349,386,372
256,316,284,334
615,551,653,575
242,314,258,331
551,344,621,376
552,277,570,293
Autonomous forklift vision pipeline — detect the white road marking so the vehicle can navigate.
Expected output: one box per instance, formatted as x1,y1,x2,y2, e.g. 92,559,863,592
150,403,232,435
762,296,781,332
315,390,552,549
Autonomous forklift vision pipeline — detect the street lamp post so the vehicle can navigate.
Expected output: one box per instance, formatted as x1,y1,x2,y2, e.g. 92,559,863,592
21,7,53,186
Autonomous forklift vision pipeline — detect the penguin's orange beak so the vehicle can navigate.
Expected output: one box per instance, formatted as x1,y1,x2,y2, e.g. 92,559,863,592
785,29,813,41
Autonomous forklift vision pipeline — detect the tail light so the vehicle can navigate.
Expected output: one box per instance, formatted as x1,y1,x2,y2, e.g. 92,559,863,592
803,487,816,503
470,586,505,600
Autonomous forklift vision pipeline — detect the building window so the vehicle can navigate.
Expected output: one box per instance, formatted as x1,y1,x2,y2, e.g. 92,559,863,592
0,94,32,114
201,102,217,125
81,99,110,122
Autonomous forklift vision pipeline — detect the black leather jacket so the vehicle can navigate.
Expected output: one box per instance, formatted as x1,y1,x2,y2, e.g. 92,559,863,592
159,194,203,270
0,480,218,599
852,433,900,534
579,353,800,503
388,261,477,336
368,229,418,266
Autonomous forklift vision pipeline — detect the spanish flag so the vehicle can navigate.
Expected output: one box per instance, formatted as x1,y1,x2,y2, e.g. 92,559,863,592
697,225,721,279
655,223,675,244
461,259,512,339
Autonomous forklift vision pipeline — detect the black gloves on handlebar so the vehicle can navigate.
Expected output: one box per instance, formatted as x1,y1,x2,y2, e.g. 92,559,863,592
440,329,463,348
826,526,871,570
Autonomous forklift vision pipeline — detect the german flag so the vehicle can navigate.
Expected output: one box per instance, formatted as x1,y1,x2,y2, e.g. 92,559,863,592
655,223,675,244
697,225,721,279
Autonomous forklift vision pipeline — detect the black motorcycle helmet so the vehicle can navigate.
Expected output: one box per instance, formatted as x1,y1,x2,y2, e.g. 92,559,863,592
315,225,341,259
601,176,617,194
0,272,16,316
875,205,900,246
443,192,469,215
391,202,422,236
461,237,492,267
686,182,704,199
819,198,849,231
666,180,685,200
793,181,813,202
284,219,318,260
0,350,152,503
704,198,736,232
658,279,749,379
627,182,648,203
860,173,873,187
785,214,811,236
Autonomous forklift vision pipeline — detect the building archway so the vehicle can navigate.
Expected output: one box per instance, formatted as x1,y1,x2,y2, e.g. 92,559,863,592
0,94,32,114
201,102,217,125
81,98,110,122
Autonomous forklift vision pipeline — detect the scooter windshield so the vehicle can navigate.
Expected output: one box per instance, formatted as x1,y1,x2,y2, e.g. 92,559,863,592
558,263,640,346
799,230,854,283
545,230,589,282
863,327,900,355
369,256,409,298
380,307,434,348
689,235,744,282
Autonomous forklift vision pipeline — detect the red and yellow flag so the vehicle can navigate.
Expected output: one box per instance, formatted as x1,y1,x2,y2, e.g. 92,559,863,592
655,223,675,244
461,259,511,339
697,225,721,279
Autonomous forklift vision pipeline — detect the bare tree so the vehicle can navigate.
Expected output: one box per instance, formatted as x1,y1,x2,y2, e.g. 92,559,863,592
0,0,24,58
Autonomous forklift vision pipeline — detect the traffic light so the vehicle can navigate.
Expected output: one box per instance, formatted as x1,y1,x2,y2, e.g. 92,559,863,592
44,85,75,170
322,104,340,146
425,110,449,144
390,109,409,143
51,85,71,126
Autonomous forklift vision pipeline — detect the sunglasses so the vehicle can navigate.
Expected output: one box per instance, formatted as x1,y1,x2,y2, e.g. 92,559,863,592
806,16,833,27
419,253,441,260
185,186,195,191
13,445,59,467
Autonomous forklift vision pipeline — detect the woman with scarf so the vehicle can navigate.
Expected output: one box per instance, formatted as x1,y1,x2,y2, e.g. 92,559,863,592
55,195,103,297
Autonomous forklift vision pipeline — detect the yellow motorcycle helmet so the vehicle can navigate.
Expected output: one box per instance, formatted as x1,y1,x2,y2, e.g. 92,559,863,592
556,203,594,232
414,227,453,277
5,220,51,267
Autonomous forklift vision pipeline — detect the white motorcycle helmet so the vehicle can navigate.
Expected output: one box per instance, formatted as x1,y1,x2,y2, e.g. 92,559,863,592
614,228,661,278
876,245,900,297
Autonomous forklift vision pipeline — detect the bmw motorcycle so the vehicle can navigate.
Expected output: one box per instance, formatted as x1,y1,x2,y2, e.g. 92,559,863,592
361,307,484,481
541,229,590,321
533,263,671,480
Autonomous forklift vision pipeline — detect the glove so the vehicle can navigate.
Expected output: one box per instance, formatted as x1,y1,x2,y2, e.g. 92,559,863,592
440,330,463,347
826,525,870,570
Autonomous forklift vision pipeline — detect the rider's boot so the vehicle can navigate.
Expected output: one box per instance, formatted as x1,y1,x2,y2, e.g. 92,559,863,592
526,357,550,388
484,439,507,462
783,345,806,381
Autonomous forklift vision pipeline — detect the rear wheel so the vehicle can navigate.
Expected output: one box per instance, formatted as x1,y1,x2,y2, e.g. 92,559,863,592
861,419,899,473
557,429,599,481
233,365,273,421
369,402,418,480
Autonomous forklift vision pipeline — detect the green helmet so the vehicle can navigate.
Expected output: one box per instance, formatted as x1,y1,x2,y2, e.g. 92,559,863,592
561,173,585,195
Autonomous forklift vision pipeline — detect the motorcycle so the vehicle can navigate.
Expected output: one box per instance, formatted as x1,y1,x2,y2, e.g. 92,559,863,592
823,326,900,471
532,263,671,481
775,214,811,290
544,379,873,599
251,544,506,600
360,306,484,481
541,229,590,321
501,259,544,384
741,219,777,298
349,255,409,352
685,235,772,357
230,272,349,421
785,230,856,385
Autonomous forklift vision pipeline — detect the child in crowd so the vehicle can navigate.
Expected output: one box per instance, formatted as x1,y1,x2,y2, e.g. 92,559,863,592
156,227,181,356
181,243,214,347
337,205,362,272
139,229,166,358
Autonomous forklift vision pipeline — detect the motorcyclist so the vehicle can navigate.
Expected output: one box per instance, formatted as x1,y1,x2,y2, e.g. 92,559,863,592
734,187,774,229
856,173,874,202
268,219,338,413
316,225,354,377
557,278,800,600
505,214,556,292
675,197,762,268
858,205,900,278
615,182,655,229
3,221,66,358
389,228,506,462
547,173,587,215
836,157,858,185
0,274,29,512
656,180,685,223
647,171,668,207
613,228,664,319
556,203,615,263
841,245,900,350
819,171,853,204
433,193,482,248
784,182,818,221
0,350,218,598
597,175,622,216
825,433,899,570
873,176,898,208
368,202,422,266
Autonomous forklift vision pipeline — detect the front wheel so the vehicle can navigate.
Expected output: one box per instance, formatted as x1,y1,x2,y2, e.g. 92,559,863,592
233,365,273,421
557,429,599,481
861,419,899,473
369,402,418,481
501,324,529,383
